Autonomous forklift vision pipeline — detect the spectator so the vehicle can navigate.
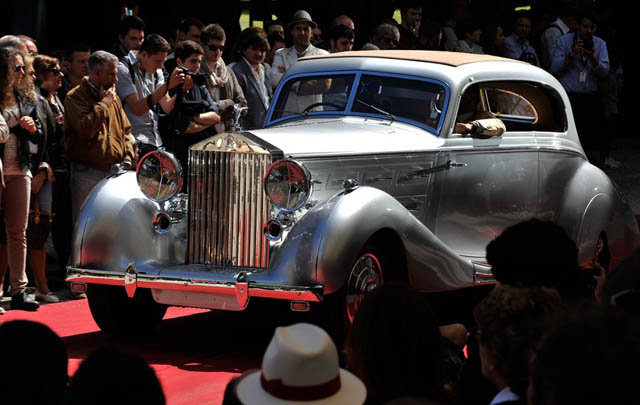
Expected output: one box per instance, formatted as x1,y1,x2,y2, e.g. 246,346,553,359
68,347,165,405
113,15,145,59
333,14,355,31
345,283,455,404
59,43,90,102
64,50,137,225
0,47,42,311
116,34,186,157
176,17,204,45
457,17,484,54
504,13,539,65
481,22,506,57
442,19,461,52
312,25,325,49
0,320,68,404
539,4,577,70
33,54,71,287
228,323,367,404
265,31,286,67
231,29,273,130
550,11,614,167
474,285,565,405
199,24,247,132
370,23,400,50
270,10,328,88
397,2,422,49
0,35,28,53
264,20,285,39
417,19,444,51
529,310,640,405
328,24,355,53
170,40,220,171
485,218,584,300
17,35,38,55
25,54,62,303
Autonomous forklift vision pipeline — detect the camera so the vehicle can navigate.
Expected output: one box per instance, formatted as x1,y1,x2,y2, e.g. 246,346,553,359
179,67,207,87
582,38,594,52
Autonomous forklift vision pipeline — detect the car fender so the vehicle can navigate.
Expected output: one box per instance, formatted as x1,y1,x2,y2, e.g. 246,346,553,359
70,171,187,275
310,186,474,294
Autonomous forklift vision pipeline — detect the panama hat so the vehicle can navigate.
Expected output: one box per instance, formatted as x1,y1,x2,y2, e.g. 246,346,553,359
287,10,318,30
235,323,367,404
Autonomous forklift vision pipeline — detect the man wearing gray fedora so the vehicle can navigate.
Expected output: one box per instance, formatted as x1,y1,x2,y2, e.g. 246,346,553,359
270,10,329,88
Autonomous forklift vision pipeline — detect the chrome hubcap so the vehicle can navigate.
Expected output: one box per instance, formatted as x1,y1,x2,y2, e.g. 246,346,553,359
345,253,383,323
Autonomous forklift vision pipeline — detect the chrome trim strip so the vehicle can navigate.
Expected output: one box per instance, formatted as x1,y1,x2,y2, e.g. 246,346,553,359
67,267,322,302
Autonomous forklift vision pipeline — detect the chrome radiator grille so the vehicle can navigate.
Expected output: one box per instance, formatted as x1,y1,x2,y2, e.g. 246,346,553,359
187,134,271,267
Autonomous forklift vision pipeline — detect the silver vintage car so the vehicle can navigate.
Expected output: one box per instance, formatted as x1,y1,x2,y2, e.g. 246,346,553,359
67,51,639,334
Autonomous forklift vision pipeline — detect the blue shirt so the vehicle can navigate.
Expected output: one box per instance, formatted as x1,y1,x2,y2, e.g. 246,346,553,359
504,33,539,66
550,33,609,94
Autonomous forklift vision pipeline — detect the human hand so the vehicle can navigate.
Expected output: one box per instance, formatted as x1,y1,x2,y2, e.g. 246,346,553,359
182,74,194,92
454,122,474,134
101,85,117,103
19,116,37,134
39,162,55,183
571,40,584,58
277,66,286,73
168,67,186,90
31,171,46,194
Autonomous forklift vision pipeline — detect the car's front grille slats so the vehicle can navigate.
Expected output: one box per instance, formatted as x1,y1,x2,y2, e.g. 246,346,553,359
187,136,271,268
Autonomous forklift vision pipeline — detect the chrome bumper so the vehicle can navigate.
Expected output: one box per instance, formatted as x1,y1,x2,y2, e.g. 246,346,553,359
66,264,323,310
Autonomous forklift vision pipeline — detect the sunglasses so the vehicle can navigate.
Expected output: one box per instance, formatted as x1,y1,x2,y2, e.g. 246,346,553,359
382,37,399,46
13,65,26,72
49,68,63,75
206,43,225,52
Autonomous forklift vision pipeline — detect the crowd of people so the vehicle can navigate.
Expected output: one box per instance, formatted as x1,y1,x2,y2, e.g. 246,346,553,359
1,218,639,404
0,2,624,312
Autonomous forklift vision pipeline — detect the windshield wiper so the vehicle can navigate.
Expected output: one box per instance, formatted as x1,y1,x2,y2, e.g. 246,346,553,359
355,98,396,122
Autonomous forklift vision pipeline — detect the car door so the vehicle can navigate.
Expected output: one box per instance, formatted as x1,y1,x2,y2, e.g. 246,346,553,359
431,82,541,260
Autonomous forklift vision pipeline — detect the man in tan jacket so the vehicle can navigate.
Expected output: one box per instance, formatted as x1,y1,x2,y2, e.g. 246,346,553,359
65,50,137,225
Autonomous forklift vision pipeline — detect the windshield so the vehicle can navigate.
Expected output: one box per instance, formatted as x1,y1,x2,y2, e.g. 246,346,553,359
269,72,448,133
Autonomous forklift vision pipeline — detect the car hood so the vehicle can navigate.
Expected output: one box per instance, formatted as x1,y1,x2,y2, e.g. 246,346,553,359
247,116,444,158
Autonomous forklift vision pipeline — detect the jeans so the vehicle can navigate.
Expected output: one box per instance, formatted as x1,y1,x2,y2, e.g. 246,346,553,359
2,174,31,295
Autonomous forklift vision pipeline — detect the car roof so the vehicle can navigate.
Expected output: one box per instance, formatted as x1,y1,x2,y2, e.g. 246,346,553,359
303,50,525,67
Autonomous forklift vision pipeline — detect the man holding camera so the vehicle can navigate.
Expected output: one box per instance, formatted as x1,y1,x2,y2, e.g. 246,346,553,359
551,11,610,165
116,34,187,157
169,40,220,174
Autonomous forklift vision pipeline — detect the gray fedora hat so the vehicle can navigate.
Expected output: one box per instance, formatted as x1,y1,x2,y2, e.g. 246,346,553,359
287,10,318,30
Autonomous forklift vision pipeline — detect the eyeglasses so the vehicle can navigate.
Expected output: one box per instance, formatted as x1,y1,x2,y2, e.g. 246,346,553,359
49,68,63,75
13,65,26,72
382,37,399,46
206,43,225,52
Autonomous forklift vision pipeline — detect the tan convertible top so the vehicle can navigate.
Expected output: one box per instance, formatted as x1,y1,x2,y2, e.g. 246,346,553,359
303,50,522,67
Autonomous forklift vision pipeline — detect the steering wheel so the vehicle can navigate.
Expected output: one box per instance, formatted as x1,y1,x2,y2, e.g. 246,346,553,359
301,102,343,114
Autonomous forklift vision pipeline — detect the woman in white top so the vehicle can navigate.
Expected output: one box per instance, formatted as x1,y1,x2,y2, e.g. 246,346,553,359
457,17,484,54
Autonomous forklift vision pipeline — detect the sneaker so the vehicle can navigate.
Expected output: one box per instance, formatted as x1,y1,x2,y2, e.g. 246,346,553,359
35,290,61,303
604,156,622,169
10,292,40,311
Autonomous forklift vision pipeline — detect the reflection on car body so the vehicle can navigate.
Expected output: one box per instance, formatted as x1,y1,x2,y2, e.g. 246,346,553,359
67,50,640,335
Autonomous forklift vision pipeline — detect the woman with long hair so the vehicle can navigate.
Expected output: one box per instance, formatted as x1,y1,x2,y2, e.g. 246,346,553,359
0,47,41,310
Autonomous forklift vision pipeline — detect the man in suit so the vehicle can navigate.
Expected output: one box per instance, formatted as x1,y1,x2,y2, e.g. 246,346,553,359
232,30,273,130
270,10,328,88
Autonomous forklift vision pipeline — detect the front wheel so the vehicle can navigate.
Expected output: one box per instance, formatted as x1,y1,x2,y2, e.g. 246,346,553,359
344,252,384,323
87,285,168,337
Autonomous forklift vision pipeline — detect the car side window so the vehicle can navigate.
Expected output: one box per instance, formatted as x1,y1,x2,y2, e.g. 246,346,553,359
470,81,567,132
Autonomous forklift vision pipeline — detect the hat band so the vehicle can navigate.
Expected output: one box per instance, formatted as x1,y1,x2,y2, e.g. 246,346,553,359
260,373,342,401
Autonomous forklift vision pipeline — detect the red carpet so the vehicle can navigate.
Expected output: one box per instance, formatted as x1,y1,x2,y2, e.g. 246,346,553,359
0,300,264,404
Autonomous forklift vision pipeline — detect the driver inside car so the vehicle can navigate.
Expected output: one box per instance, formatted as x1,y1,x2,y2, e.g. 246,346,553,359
453,88,505,136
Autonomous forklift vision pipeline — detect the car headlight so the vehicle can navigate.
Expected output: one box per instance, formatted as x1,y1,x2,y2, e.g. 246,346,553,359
264,159,312,211
136,150,183,203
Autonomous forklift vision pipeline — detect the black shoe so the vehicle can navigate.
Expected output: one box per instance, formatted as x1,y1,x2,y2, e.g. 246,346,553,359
10,292,40,311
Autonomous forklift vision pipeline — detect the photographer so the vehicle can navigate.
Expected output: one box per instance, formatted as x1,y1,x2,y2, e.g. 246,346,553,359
550,11,611,165
116,34,186,158
504,13,539,66
166,40,220,175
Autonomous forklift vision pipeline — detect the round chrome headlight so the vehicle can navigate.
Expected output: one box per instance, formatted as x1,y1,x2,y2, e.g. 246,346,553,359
264,159,312,211
136,150,183,203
